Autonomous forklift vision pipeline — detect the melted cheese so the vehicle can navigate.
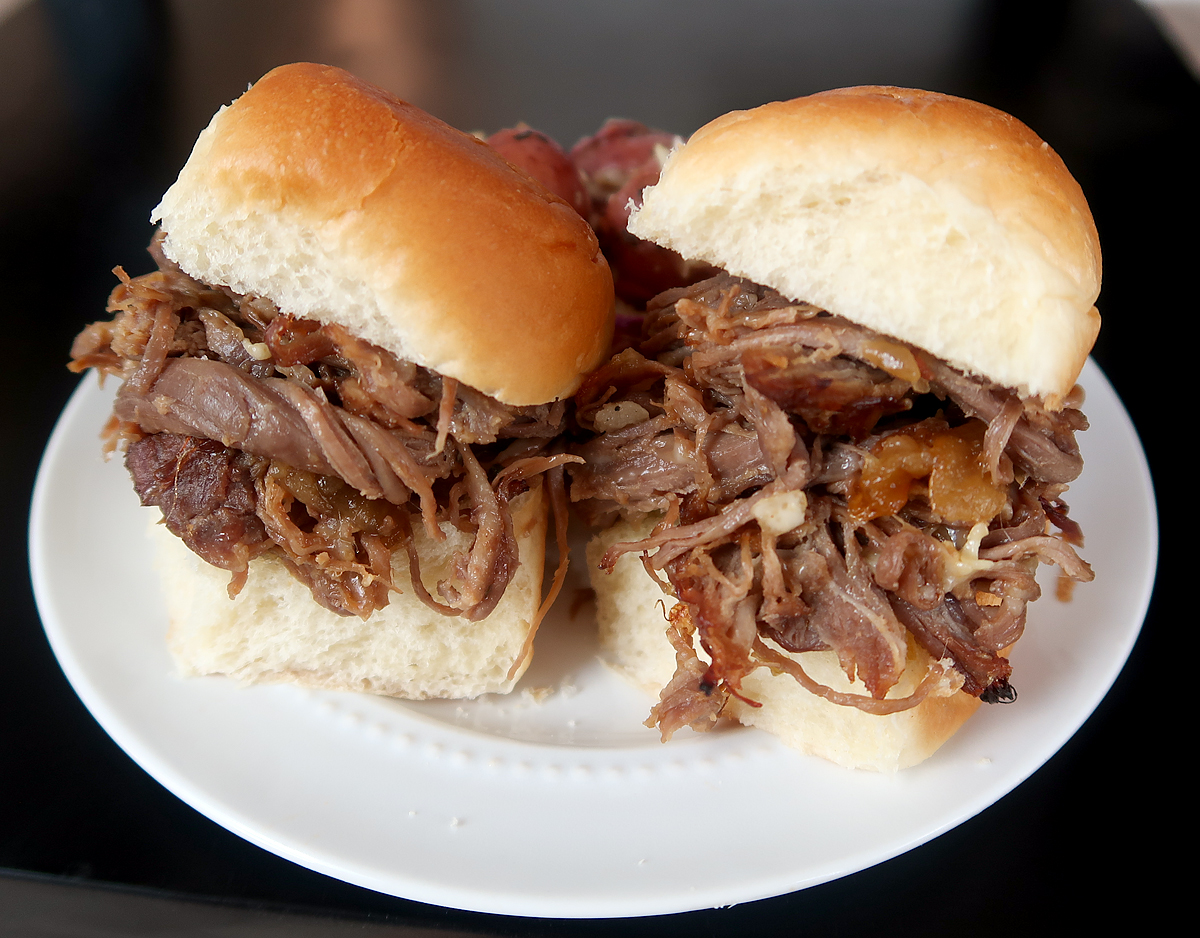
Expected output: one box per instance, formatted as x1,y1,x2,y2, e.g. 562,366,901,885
940,522,995,591
752,490,808,536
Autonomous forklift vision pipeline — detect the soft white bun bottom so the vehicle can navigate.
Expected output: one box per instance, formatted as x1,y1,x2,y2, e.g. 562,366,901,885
588,517,980,771
149,483,546,700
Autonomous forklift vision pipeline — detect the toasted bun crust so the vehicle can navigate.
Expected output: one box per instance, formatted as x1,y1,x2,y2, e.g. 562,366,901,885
629,86,1100,403
589,517,980,771
153,63,614,406
153,482,546,700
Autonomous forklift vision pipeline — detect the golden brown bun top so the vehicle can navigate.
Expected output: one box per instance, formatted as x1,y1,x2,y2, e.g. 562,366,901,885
153,63,614,405
629,86,1101,403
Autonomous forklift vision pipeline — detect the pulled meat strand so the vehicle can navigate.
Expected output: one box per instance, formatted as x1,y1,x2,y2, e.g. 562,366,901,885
445,442,518,620
323,323,435,420
253,461,402,618
647,602,729,740
197,308,272,378
670,536,762,700
756,530,812,645
741,379,795,477
803,525,908,698
889,594,1011,697
1042,495,1085,546
435,376,458,455
981,535,1095,581
872,528,947,610
751,638,964,715
917,352,1085,484
270,379,385,500
338,413,443,541
388,441,521,623
506,464,574,680
958,568,1035,652
981,397,1022,485
113,358,432,505
395,510,460,617
601,458,809,572
126,297,179,395
983,483,1047,548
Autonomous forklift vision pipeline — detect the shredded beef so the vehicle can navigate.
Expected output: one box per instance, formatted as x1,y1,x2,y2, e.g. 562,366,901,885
571,273,1093,731
71,234,569,620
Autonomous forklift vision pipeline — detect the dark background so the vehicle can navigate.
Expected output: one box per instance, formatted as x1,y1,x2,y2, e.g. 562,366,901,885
1,0,1188,934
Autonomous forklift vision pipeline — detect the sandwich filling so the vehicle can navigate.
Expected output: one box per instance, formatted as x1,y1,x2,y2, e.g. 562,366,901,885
571,274,1092,737
71,235,576,620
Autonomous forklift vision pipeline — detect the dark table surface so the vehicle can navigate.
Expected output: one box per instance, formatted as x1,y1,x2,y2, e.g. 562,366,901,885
2,0,1189,934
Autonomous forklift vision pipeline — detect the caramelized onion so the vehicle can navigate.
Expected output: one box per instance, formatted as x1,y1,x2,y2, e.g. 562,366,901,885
849,419,1006,526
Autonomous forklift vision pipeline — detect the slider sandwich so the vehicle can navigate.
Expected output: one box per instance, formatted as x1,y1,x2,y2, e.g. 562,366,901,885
572,87,1097,769
70,63,614,699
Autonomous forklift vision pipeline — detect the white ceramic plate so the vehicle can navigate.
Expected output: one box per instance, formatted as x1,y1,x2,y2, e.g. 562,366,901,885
29,360,1155,919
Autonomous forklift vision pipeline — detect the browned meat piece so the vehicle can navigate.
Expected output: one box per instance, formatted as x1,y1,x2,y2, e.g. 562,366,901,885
126,434,269,587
